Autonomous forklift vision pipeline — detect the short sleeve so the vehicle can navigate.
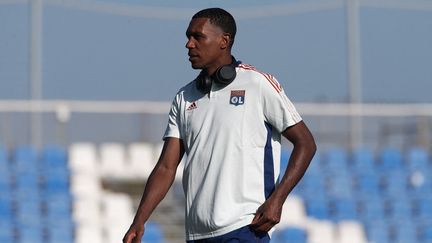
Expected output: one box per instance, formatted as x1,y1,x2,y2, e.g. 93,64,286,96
163,94,182,140
261,75,302,133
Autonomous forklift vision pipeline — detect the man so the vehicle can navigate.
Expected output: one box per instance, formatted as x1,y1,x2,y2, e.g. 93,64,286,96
123,8,316,243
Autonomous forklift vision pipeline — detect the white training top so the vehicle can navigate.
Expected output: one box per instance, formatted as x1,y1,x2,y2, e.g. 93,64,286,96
163,63,302,240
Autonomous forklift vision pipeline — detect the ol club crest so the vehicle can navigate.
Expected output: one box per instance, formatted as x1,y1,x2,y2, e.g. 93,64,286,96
230,90,245,106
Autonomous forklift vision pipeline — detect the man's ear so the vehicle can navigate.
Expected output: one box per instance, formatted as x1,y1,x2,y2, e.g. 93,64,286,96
220,33,231,49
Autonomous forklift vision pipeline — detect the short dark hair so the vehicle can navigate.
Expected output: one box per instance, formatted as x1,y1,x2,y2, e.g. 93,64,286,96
192,8,237,48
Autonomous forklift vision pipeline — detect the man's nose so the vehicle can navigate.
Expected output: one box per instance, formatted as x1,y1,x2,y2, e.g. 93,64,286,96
186,39,195,49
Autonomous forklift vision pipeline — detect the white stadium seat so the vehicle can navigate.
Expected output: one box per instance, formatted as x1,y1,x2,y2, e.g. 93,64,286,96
100,143,127,178
72,198,102,225
70,173,102,199
75,224,103,243
306,219,336,243
102,192,135,243
337,220,367,243
279,195,307,228
69,143,99,175
128,142,156,178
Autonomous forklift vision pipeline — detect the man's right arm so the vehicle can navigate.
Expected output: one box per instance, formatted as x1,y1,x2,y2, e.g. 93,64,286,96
123,137,185,243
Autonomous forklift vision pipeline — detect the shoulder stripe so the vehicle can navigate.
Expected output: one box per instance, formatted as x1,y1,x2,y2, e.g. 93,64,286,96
238,64,282,93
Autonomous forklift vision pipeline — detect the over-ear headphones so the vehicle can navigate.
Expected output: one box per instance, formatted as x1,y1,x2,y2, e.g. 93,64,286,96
196,57,240,93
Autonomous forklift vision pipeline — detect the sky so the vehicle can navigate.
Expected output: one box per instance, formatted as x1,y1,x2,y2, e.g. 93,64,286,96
1,0,432,103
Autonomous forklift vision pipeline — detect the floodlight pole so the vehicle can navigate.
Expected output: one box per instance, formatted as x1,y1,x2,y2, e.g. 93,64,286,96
30,0,43,148
346,0,363,149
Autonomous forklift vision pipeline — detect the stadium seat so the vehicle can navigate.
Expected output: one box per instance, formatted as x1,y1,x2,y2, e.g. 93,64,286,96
70,173,102,199
365,220,391,243
358,197,386,223
306,220,336,243
276,227,307,243
142,221,164,243
326,173,353,200
102,192,133,222
100,143,127,177
279,195,307,227
0,199,13,222
69,143,98,175
332,198,358,221
337,220,367,243
75,224,103,243
72,198,102,225
381,170,409,197
420,221,432,242
415,198,432,221
305,198,330,220
18,226,44,243
13,145,38,166
355,172,382,196
378,147,403,171
392,221,419,243
41,145,68,169
351,147,375,173
47,225,74,243
322,148,349,173
15,201,43,226
0,220,13,243
407,146,429,172
386,198,414,222
128,142,155,178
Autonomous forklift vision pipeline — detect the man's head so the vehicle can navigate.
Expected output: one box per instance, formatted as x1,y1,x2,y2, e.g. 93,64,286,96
186,8,237,74
192,8,236,48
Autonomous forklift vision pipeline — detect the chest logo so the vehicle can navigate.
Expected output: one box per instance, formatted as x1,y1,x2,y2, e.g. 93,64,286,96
187,101,197,110
230,90,245,106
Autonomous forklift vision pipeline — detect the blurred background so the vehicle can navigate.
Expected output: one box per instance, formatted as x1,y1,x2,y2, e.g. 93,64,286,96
0,0,431,242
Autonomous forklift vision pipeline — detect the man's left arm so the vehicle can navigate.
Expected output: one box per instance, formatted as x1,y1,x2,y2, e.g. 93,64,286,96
250,120,316,233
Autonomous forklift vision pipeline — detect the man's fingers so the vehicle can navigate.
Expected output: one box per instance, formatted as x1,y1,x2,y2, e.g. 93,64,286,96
250,213,265,230
132,235,142,243
123,232,136,243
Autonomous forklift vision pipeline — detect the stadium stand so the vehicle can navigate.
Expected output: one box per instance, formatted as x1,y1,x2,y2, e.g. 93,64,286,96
0,144,431,242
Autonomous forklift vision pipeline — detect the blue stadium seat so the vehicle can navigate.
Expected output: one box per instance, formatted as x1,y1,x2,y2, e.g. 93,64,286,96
12,145,39,172
142,221,164,243
392,221,419,243
378,147,403,171
355,172,382,196
365,220,391,243
415,198,432,221
276,227,307,243
326,173,353,199
358,197,386,223
351,147,376,172
332,198,358,221
18,226,44,243
15,201,43,226
47,225,74,243
407,147,429,172
381,170,409,197
0,199,13,222
420,221,432,242
322,148,349,173
0,220,14,243
305,198,330,220
43,176,69,195
387,199,414,222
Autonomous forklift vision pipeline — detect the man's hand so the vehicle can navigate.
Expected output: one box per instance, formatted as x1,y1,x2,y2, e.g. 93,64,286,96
123,223,145,243
250,197,283,233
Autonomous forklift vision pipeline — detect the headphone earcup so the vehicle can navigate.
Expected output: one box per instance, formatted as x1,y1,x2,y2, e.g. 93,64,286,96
214,65,236,85
196,75,212,94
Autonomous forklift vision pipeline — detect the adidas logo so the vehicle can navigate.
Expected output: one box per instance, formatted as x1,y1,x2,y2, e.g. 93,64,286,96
187,102,197,110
